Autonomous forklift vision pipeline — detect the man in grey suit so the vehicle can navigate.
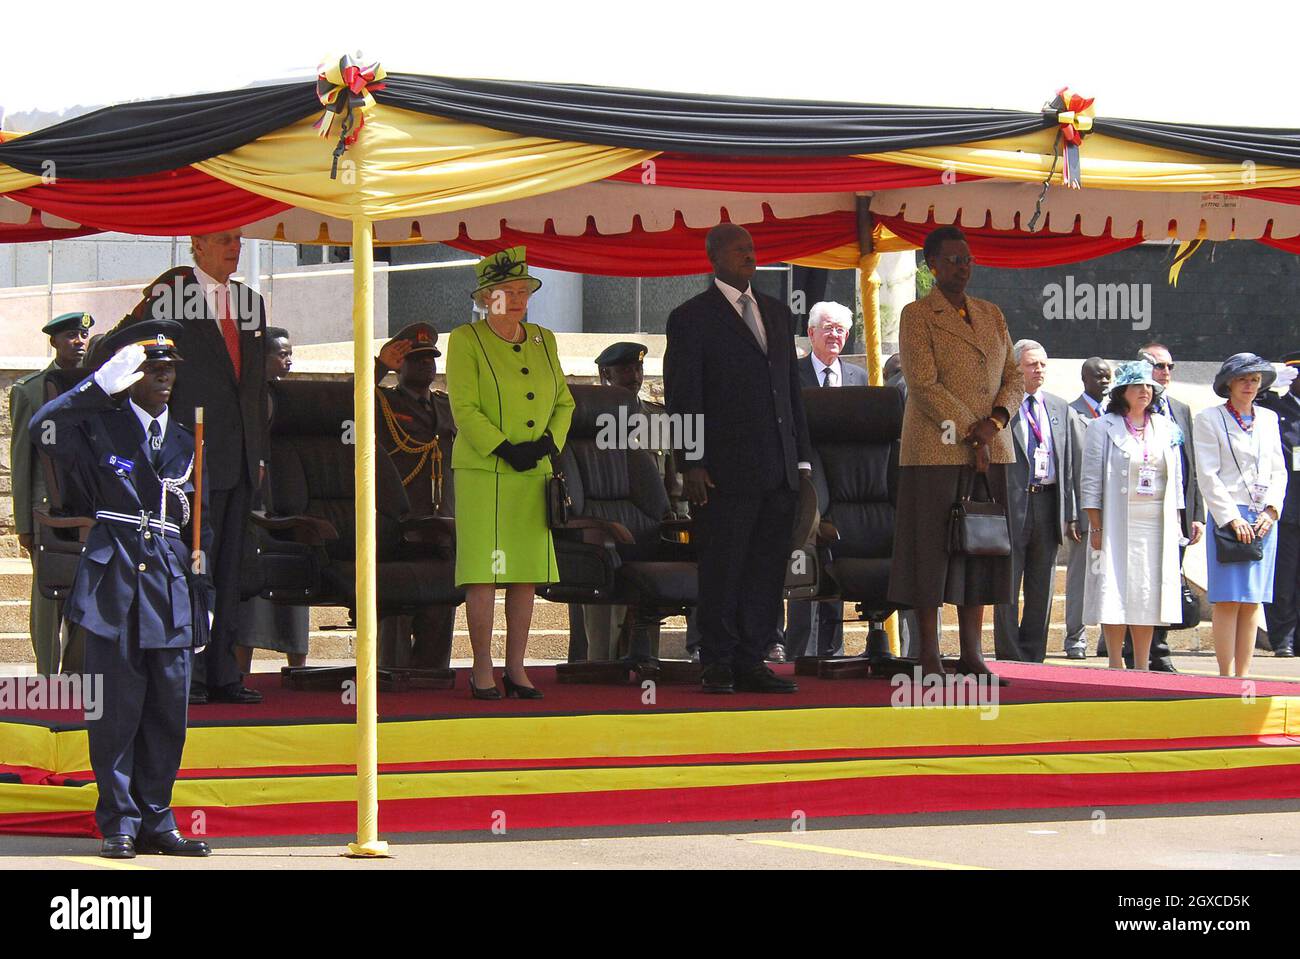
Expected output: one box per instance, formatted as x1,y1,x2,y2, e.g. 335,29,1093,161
1064,357,1112,658
1099,343,1203,670
778,301,867,660
994,340,1078,662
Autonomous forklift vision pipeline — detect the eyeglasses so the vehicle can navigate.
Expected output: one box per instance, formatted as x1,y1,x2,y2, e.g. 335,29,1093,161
937,254,974,267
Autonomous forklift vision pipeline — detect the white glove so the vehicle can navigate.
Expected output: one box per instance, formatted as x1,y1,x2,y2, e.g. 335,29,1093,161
1274,363,1298,391
94,343,147,395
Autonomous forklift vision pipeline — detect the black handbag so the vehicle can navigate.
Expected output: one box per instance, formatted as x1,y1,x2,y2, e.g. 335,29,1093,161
1168,575,1201,631
1212,521,1265,564
547,471,571,528
949,469,1011,557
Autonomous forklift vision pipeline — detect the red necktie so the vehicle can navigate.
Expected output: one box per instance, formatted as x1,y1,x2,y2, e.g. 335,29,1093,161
217,285,242,381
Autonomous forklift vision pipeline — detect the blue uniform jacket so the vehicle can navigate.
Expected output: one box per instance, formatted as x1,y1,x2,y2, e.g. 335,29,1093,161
30,378,215,649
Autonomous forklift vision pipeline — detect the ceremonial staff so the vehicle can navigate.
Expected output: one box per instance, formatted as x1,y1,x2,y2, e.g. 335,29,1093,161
191,407,204,565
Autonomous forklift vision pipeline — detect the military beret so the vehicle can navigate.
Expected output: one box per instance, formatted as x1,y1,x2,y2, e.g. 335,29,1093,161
388,322,441,357
596,341,649,367
43,311,94,336
99,319,185,363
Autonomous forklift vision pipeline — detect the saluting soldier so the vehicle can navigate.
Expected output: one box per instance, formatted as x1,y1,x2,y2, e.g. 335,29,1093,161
30,320,214,859
374,323,458,668
9,311,93,674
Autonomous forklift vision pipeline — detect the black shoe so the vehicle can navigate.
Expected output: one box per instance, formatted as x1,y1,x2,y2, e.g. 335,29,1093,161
1276,648,1296,658
701,664,735,694
135,829,211,857
1150,660,1179,673
100,834,135,859
188,684,208,706
765,643,788,664
734,665,799,694
206,683,262,704
1065,648,1087,660
503,674,543,700
468,673,502,700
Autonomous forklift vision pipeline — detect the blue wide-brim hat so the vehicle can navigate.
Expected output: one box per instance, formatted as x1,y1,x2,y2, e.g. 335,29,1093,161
1110,360,1164,400
1213,352,1276,398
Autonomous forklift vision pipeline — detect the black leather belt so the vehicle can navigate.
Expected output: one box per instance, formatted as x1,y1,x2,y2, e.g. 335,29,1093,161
1027,483,1057,494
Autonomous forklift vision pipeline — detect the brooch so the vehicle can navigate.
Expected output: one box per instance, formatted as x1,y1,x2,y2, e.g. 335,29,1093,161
533,334,543,345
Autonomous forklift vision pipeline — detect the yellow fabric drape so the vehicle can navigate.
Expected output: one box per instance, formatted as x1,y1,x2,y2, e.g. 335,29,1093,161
791,226,916,270
870,130,1300,192
0,163,41,195
195,104,657,221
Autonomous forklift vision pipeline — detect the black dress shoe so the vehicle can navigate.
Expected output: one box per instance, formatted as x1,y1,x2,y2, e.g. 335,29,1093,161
468,674,502,700
188,684,208,706
701,664,735,694
734,665,798,694
206,683,263,704
1149,660,1179,673
135,829,211,857
100,835,135,859
503,674,543,699
1276,648,1296,658
1065,648,1087,660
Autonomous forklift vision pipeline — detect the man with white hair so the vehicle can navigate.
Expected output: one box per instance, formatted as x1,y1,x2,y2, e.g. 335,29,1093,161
993,339,1078,662
771,302,869,661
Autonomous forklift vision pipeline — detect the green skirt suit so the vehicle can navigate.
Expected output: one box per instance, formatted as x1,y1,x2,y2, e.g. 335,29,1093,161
446,320,575,586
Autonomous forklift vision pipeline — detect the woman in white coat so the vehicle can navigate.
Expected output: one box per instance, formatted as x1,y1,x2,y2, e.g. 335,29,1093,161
1193,353,1288,677
1081,361,1186,670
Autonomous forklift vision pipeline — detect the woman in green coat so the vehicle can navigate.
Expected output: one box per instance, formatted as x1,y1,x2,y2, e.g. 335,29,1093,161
446,247,575,700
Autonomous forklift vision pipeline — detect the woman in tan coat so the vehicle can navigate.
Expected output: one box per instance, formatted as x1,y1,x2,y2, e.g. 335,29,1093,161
887,226,1024,680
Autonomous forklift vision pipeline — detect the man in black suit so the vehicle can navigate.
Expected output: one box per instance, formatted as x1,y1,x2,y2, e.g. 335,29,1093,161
664,223,811,693
1100,343,1203,669
1259,352,1300,656
779,300,867,661
106,230,268,704
993,340,1078,663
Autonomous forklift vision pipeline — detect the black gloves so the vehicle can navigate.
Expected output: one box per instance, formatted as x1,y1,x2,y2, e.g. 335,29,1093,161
494,440,542,472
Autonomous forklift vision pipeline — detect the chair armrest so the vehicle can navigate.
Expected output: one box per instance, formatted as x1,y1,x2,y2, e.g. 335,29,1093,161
816,521,841,546
33,508,95,531
557,516,634,547
251,510,340,546
401,515,456,545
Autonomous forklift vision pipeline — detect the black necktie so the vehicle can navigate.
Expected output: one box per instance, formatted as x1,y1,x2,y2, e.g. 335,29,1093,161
822,366,835,388
148,419,163,469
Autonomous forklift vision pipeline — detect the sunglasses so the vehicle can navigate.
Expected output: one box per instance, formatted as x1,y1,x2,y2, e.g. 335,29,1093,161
1150,362,1175,371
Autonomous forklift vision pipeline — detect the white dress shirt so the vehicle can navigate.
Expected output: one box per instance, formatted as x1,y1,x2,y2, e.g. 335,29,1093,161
128,397,169,447
810,352,843,388
1018,390,1057,485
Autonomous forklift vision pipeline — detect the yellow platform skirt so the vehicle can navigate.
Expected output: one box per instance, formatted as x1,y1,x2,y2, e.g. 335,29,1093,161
453,468,559,586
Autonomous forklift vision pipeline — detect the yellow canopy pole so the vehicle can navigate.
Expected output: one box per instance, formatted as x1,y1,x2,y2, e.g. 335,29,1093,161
346,215,388,858
856,198,898,655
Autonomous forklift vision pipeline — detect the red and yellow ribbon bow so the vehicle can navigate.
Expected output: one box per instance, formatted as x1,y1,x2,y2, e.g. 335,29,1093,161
1049,87,1095,189
315,54,387,177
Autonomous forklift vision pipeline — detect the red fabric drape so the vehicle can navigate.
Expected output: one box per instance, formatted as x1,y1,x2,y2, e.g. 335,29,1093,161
0,210,100,243
877,213,1145,267
8,166,291,235
1257,232,1300,255
446,209,857,276
1232,187,1300,207
604,152,984,192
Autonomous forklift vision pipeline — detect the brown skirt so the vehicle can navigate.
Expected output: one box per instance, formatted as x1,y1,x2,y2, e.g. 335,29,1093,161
888,464,1013,609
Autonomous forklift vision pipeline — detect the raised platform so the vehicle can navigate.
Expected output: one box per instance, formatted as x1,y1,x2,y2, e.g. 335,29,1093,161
3,663,1300,837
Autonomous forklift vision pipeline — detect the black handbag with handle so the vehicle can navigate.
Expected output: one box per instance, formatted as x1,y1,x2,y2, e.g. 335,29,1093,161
1167,574,1202,631
949,468,1012,557
547,471,571,529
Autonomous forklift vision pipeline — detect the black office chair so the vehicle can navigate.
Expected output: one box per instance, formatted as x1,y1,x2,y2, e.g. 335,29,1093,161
541,385,699,684
252,379,463,690
786,385,914,679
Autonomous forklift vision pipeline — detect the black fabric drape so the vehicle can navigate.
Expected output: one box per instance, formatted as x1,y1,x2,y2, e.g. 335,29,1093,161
377,74,1056,155
1094,117,1300,167
0,84,320,180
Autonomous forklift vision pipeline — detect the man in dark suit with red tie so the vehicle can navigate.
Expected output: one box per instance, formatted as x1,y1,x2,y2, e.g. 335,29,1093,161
104,230,267,704
664,223,811,694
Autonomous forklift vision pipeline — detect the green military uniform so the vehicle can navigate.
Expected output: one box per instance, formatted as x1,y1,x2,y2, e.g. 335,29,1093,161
9,311,94,673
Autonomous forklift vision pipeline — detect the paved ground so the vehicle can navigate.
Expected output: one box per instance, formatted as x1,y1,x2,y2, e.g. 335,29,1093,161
5,800,1300,870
